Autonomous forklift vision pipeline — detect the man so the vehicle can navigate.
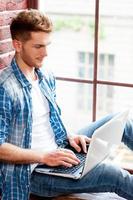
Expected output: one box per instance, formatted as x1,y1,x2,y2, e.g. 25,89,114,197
0,9,133,200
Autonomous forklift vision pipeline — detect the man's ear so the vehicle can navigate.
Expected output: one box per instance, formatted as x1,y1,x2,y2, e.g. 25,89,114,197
12,39,22,53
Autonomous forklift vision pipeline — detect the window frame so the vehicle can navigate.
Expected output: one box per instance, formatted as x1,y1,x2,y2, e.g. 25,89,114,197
32,0,133,121
28,0,38,9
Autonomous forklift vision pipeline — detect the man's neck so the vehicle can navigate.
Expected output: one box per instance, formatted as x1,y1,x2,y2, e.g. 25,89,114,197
15,55,37,81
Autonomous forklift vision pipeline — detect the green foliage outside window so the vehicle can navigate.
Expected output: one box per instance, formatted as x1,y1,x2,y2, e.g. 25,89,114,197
53,17,106,39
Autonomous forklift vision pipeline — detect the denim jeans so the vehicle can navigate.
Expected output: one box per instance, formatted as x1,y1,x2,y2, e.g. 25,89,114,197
30,115,133,200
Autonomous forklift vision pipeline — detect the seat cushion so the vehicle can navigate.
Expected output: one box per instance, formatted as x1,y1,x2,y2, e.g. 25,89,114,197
30,193,126,200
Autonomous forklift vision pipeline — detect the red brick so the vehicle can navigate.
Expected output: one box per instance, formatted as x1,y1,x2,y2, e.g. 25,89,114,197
0,13,4,26
0,26,11,40
0,0,27,11
0,0,6,11
0,52,14,69
17,0,28,10
0,0,28,70
0,40,13,54
0,11,17,26
6,0,28,11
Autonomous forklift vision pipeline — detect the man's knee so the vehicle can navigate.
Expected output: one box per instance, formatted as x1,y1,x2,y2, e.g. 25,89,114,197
122,119,133,150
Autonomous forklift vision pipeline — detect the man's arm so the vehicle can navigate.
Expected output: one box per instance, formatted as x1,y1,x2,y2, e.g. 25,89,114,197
0,143,80,167
0,143,42,164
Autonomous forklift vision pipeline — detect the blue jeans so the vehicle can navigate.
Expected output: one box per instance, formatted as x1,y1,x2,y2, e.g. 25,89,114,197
30,115,133,200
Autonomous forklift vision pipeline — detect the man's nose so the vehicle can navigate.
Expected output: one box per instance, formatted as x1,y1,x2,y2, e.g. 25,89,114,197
41,47,48,57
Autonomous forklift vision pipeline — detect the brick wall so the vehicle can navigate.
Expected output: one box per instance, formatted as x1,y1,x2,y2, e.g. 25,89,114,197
0,0,28,69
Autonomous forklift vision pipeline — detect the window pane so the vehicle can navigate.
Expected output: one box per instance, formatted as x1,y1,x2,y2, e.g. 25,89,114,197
96,85,133,118
56,81,93,132
98,0,133,83
39,0,95,80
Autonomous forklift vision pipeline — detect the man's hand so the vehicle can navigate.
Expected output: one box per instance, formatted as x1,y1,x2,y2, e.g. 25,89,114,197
68,134,91,153
40,148,80,167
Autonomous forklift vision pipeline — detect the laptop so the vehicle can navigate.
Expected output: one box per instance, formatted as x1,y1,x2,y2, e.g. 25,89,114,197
35,110,129,179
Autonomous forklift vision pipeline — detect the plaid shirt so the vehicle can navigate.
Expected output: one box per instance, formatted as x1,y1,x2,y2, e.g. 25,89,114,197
0,58,68,200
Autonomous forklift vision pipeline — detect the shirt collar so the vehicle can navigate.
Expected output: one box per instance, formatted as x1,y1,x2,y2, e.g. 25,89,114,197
11,57,44,88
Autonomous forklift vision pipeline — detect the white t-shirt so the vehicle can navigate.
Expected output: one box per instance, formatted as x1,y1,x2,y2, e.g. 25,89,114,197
31,79,58,153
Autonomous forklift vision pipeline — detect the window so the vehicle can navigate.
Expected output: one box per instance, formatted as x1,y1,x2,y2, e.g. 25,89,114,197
37,0,133,132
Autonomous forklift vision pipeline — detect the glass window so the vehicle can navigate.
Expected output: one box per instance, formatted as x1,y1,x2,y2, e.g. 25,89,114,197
78,52,86,64
97,85,133,118
39,0,95,79
98,0,133,83
38,0,133,122
108,54,115,66
56,81,92,132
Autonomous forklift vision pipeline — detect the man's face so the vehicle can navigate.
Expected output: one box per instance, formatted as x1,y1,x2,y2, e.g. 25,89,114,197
14,31,51,68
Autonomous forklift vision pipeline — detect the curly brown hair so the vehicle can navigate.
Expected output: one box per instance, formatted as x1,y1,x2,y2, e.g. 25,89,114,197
10,9,53,41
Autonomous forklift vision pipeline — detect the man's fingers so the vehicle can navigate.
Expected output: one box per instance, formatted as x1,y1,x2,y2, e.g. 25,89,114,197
57,149,80,166
69,140,82,152
86,137,91,144
79,137,87,153
59,156,79,166
58,161,73,167
80,136,91,153
70,136,91,153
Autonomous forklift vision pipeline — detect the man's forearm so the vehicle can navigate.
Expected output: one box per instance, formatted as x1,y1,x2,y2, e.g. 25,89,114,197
0,143,81,167
0,143,43,164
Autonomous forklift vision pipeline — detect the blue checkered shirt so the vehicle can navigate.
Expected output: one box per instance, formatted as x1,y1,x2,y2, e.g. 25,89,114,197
0,58,68,200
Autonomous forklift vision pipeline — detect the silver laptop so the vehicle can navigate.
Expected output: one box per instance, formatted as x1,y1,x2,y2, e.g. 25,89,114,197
35,110,129,179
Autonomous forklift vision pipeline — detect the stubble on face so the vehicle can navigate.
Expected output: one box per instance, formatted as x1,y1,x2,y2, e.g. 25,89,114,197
18,32,51,69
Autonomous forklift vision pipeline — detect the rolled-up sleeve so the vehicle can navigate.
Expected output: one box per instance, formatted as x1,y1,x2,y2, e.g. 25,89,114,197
0,86,12,145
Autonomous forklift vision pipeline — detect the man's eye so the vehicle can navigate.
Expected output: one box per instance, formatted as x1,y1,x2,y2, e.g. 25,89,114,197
35,45,41,48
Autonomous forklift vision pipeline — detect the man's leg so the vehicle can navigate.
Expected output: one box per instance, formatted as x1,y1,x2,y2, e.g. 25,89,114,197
122,119,133,150
77,114,114,137
30,162,133,200
77,114,133,151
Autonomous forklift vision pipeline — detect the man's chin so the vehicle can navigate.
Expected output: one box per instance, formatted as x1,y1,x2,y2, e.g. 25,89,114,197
35,62,43,68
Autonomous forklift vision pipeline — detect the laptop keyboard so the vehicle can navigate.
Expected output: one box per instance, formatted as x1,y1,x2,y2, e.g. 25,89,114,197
35,145,89,175
51,152,86,174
